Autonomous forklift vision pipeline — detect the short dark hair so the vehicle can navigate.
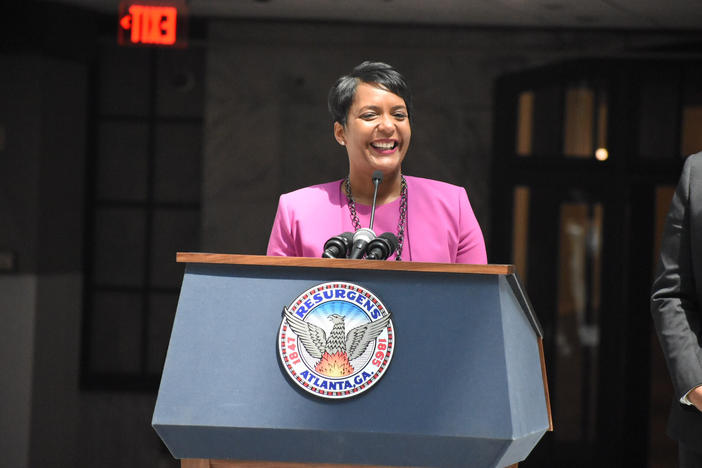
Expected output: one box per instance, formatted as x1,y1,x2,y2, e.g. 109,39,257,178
327,61,413,127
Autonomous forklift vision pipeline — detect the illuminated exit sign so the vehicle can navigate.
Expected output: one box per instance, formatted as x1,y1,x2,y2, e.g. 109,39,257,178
118,1,188,46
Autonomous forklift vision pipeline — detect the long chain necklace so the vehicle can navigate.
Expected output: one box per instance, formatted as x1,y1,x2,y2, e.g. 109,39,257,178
344,175,408,261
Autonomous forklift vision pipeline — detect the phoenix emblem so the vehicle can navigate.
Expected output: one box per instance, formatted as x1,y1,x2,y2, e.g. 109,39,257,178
283,306,391,377
278,282,394,399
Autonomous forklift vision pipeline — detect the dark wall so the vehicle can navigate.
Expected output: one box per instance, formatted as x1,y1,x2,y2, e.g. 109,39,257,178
2,4,701,466
202,20,699,258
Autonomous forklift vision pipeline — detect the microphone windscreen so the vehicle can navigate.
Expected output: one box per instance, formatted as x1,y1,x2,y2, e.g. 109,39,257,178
339,232,354,246
372,170,383,183
379,232,399,251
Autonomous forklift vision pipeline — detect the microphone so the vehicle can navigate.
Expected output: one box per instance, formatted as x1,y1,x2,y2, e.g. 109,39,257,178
349,170,384,260
321,232,354,258
348,228,375,259
365,232,399,260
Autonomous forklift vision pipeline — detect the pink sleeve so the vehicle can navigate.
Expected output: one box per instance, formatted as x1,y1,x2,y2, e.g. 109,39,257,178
266,195,298,257
456,188,488,264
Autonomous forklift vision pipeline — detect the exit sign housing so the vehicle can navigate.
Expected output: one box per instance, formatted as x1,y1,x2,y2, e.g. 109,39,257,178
118,0,188,47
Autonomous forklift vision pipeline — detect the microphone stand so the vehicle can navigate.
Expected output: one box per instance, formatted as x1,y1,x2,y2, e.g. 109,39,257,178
369,171,382,231
348,170,384,260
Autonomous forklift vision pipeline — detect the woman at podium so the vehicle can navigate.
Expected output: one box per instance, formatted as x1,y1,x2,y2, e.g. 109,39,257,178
267,61,487,264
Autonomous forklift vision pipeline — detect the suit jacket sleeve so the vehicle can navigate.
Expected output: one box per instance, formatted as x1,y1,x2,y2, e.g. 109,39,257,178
651,155,702,402
455,187,488,264
267,195,298,257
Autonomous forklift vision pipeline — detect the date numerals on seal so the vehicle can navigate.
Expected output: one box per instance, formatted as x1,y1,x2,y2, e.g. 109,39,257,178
286,337,301,365
372,338,388,366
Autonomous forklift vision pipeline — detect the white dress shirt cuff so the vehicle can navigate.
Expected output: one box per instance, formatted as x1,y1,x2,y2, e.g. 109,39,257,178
680,385,702,405
681,391,693,405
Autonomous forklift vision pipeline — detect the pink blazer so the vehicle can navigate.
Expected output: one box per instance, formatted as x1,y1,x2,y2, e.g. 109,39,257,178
266,176,487,264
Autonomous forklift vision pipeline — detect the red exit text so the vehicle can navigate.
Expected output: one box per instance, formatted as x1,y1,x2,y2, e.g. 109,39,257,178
119,3,180,46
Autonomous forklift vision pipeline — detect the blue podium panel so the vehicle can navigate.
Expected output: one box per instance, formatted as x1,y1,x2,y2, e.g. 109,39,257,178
153,258,550,468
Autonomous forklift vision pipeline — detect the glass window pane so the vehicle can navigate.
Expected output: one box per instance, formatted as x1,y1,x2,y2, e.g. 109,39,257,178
150,209,200,288
554,201,602,441
561,83,608,160
98,46,151,117
563,87,594,158
147,293,178,373
516,83,608,159
516,91,534,156
97,122,149,201
93,208,146,286
90,291,143,373
154,122,202,203
532,85,564,156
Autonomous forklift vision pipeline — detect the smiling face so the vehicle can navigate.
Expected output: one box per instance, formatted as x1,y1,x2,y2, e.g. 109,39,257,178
334,82,411,181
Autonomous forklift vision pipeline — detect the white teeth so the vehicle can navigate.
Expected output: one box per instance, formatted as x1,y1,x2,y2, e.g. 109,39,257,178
372,141,395,149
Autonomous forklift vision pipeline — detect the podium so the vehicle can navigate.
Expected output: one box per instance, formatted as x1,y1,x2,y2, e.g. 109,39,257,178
152,253,552,468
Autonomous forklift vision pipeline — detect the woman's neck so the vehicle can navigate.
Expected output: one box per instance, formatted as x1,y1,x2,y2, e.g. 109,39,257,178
347,170,402,206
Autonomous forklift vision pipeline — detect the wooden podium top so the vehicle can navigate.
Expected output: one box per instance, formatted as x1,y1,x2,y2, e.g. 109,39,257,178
176,252,514,276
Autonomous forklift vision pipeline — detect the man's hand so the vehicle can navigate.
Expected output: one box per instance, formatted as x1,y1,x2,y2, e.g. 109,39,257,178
688,385,702,412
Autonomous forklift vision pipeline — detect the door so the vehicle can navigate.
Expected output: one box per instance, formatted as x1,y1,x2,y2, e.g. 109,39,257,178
491,59,700,466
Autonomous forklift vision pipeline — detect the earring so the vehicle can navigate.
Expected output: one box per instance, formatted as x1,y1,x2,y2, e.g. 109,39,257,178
340,141,346,146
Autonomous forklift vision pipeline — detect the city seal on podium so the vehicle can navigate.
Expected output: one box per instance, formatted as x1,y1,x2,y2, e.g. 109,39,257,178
278,282,394,399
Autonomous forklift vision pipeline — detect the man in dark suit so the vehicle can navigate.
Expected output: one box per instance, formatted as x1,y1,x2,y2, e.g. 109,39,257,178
651,152,702,466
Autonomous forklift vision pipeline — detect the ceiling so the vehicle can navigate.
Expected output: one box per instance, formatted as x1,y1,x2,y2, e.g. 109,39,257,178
55,0,702,30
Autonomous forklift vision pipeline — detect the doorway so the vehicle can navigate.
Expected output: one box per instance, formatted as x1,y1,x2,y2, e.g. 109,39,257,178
491,59,700,466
